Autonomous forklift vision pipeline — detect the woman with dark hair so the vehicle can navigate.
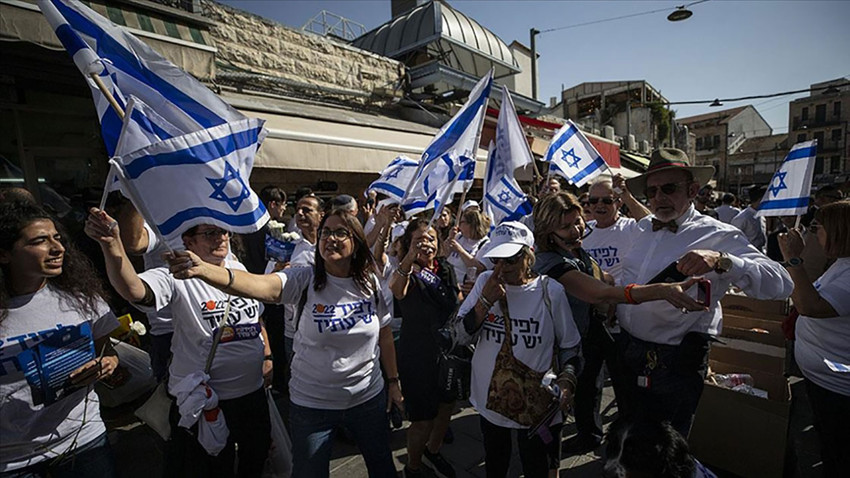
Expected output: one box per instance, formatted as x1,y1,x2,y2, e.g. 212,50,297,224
165,210,402,478
85,208,270,478
389,217,460,478
1,201,119,476
779,200,850,477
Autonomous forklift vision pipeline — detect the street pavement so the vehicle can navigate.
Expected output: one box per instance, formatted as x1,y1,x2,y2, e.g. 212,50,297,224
106,377,824,477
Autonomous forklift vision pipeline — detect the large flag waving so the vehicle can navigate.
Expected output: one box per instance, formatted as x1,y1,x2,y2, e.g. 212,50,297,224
401,72,493,217
757,140,817,217
110,117,269,243
366,156,420,203
544,120,609,187
38,0,244,155
482,86,533,225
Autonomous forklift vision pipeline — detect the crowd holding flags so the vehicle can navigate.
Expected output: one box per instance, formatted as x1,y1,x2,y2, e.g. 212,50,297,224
366,156,421,203
544,119,610,188
40,0,269,243
757,140,818,218
400,71,493,219
482,85,533,226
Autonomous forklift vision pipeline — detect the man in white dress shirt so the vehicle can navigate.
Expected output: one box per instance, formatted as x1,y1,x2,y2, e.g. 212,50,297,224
618,148,793,437
731,186,768,252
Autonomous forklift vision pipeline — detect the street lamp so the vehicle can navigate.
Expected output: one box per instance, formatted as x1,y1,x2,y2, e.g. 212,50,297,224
667,6,694,22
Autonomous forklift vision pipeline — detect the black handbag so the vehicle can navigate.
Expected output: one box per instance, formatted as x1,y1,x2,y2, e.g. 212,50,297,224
437,340,474,401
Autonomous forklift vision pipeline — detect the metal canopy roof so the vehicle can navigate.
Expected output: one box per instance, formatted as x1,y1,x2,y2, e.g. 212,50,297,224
351,0,520,79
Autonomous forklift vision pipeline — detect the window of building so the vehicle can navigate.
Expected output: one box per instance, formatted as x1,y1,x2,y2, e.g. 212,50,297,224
815,104,827,123
696,138,703,150
802,107,809,120
814,157,824,175
713,135,720,148
814,131,825,151
834,101,841,117
797,133,807,142
830,156,841,173
832,129,842,141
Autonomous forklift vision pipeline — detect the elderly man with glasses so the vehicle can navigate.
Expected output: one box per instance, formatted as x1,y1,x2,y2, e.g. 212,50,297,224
614,148,794,437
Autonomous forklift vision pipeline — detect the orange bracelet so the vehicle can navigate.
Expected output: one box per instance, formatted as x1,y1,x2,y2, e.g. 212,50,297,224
624,283,638,304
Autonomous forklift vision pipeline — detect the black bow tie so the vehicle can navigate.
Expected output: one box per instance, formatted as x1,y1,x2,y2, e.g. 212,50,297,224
651,218,679,233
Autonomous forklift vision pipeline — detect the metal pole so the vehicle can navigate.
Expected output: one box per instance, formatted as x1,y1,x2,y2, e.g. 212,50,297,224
530,28,539,101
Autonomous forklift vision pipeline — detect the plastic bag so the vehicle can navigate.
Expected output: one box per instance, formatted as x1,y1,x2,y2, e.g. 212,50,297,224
134,381,172,441
262,389,292,478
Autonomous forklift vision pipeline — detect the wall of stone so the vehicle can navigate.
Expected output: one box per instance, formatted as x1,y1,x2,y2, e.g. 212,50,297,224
204,0,404,103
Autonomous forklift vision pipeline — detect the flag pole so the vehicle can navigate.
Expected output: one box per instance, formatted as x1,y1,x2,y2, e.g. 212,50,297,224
109,160,175,254
89,72,125,120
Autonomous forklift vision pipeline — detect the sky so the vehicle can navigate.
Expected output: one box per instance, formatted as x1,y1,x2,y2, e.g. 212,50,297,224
219,0,850,134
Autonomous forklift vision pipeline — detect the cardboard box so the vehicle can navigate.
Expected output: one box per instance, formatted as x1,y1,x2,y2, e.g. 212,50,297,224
720,294,790,321
689,339,791,478
720,313,786,348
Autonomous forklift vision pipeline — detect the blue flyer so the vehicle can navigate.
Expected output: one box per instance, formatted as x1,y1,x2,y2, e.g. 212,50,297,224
265,234,296,263
17,323,96,406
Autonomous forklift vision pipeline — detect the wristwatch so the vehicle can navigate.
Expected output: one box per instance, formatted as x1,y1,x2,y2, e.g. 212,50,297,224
714,252,733,274
784,257,804,268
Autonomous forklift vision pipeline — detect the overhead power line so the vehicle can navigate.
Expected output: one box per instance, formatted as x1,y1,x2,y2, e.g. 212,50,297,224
655,82,850,106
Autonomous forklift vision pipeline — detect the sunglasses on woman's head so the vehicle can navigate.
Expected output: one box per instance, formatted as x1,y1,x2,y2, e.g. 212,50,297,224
319,228,351,240
808,221,822,234
587,196,615,205
645,181,690,199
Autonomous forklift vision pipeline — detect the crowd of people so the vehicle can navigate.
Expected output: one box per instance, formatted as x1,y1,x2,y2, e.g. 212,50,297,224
2,147,849,478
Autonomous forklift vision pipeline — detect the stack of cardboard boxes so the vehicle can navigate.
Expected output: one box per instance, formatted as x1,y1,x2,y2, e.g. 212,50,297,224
689,294,792,478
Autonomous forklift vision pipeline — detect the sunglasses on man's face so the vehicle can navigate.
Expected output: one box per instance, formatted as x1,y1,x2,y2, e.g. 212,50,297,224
588,196,615,205
194,228,230,239
645,181,690,199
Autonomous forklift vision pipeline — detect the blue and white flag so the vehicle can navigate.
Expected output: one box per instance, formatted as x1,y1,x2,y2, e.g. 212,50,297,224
38,0,245,156
110,118,269,242
401,72,492,217
757,140,817,217
482,86,533,225
544,120,609,187
366,156,420,203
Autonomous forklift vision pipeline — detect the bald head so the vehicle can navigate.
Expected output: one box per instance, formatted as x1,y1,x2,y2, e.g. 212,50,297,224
0,187,36,205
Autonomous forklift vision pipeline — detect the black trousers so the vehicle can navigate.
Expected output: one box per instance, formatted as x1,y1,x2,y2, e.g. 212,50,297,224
615,331,710,438
573,319,628,439
479,416,560,478
165,386,271,478
805,379,850,477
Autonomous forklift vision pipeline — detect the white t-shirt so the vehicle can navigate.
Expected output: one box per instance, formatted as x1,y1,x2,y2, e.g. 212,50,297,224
447,235,488,282
142,223,175,336
275,267,392,410
582,217,637,284
0,285,118,471
795,258,850,396
731,206,767,252
264,237,316,339
138,259,265,400
458,273,581,429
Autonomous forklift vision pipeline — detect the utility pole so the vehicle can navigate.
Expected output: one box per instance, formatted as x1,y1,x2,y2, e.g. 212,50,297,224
530,28,540,101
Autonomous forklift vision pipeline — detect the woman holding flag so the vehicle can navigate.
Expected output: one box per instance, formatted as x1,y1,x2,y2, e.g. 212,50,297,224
85,208,270,478
164,209,403,478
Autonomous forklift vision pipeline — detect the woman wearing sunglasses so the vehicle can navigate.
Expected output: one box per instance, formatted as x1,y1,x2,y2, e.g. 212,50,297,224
389,217,460,478
778,200,850,477
85,209,271,477
166,210,402,478
456,221,582,478
1,202,119,477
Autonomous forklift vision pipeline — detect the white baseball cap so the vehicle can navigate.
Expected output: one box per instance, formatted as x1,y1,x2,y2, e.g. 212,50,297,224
390,221,409,243
461,200,480,212
484,221,535,259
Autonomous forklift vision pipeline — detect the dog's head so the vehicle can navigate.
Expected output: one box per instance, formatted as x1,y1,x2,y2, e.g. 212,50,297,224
603,418,696,478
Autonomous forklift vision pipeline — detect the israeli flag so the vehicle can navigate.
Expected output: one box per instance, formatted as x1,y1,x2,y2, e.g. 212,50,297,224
545,120,609,187
757,140,817,217
482,86,533,225
38,0,244,156
110,117,269,242
401,72,492,217
366,156,420,203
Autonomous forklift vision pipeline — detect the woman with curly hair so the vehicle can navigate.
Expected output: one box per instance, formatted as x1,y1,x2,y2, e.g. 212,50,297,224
1,201,119,476
164,210,403,478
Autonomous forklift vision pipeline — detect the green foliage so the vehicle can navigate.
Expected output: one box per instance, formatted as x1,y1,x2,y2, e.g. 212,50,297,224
650,103,673,145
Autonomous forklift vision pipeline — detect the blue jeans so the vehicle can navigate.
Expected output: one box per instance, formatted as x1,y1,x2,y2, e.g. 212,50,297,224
290,392,396,478
1,432,116,478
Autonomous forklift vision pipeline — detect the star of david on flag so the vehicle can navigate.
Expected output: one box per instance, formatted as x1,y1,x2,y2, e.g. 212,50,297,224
367,156,420,203
482,85,533,226
544,120,609,187
757,140,817,217
109,117,269,242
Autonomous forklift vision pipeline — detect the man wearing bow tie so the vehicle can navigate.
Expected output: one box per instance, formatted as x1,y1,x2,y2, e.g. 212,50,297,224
614,148,793,437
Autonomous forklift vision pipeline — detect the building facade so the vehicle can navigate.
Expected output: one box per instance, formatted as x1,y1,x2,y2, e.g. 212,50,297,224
788,78,850,190
726,134,789,196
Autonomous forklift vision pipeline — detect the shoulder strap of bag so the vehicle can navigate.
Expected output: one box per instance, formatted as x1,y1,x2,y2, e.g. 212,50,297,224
294,285,310,333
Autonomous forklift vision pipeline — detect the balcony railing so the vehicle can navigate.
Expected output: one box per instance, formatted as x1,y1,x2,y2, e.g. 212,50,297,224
793,113,842,130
